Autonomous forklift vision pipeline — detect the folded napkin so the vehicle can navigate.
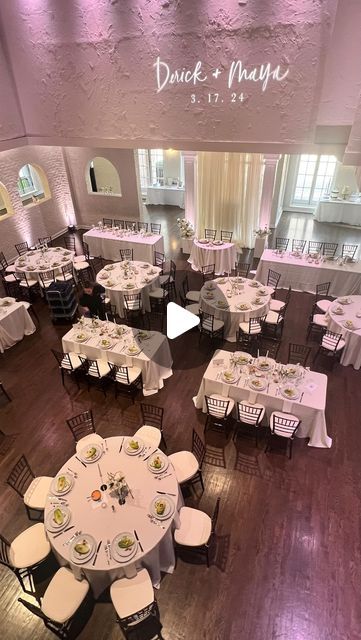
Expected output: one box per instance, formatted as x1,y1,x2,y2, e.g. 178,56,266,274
213,358,224,367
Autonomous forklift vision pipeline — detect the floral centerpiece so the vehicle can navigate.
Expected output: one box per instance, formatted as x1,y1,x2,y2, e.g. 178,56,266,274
107,470,131,503
177,218,194,238
254,226,271,238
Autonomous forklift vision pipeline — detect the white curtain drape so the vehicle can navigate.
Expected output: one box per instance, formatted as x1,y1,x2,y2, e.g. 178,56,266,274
196,152,264,248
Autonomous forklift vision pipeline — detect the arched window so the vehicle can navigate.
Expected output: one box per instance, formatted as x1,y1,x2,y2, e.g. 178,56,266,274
86,157,122,195
17,164,51,207
0,182,15,220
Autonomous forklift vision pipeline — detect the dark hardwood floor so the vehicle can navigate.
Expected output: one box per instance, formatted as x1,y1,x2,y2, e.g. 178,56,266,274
1,208,361,639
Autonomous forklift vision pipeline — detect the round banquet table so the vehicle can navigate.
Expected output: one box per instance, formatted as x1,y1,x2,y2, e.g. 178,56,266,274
14,247,75,280
326,295,361,369
200,277,272,342
96,260,161,317
44,436,181,598
188,239,236,275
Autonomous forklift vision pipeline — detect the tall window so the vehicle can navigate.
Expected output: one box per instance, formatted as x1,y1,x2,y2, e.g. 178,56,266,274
150,149,164,184
292,154,337,206
138,149,150,190
18,164,35,196
17,164,49,206
137,149,165,189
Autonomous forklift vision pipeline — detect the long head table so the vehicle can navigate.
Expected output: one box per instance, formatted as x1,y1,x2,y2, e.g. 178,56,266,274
255,249,361,296
44,436,181,598
83,228,164,263
193,349,331,448
62,318,173,395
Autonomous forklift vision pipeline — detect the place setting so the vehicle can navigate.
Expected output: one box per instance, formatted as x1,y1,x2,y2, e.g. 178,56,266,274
78,442,104,464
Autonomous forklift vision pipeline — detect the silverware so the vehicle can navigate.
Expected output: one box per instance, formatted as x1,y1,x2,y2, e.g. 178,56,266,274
111,505,116,513
104,540,110,565
104,439,108,451
147,514,165,529
97,463,103,481
156,490,176,496
119,437,124,453
92,540,102,566
53,525,74,539
143,449,157,462
299,392,304,402
156,472,172,481
67,467,78,479
133,529,143,552
75,456,86,468
63,530,81,546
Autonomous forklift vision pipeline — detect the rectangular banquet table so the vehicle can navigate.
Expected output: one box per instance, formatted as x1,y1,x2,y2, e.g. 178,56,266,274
147,185,185,208
314,199,361,226
255,249,361,296
83,228,165,263
0,298,36,352
62,320,173,395
193,349,331,448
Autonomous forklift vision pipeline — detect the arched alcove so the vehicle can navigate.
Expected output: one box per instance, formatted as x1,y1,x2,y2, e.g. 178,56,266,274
86,157,122,195
17,163,51,207
0,182,15,220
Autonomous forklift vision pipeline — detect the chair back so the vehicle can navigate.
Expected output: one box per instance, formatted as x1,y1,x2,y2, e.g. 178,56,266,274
120,248,133,262
316,281,330,300
275,237,289,251
15,242,29,256
220,230,233,242
169,260,176,280
103,218,113,227
82,241,91,260
0,252,7,270
234,261,250,278
0,534,12,568
113,365,131,385
271,414,300,438
141,404,163,429
39,270,55,288
124,220,136,231
38,236,52,247
342,244,358,260
64,237,76,252
87,359,109,378
287,343,311,366
113,219,124,229
211,497,221,535
59,263,74,281
205,228,217,240
322,330,343,352
66,409,95,442
201,264,215,282
200,311,215,332
267,269,281,289
237,401,263,425
151,223,161,234
137,221,148,232
154,251,165,269
322,242,338,257
124,293,142,311
292,239,306,253
90,256,104,276
249,315,266,333
51,348,72,370
259,337,281,360
192,430,205,467
308,240,323,254
7,455,35,497
205,395,229,419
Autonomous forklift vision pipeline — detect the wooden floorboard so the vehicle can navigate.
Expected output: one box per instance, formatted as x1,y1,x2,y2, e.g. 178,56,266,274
1,208,361,639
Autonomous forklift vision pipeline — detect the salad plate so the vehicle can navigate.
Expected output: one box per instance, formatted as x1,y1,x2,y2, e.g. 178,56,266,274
111,532,138,561
124,438,144,455
150,496,174,520
50,473,74,496
280,385,300,400
249,378,267,391
70,534,96,564
147,453,169,474
79,443,103,464
46,506,71,532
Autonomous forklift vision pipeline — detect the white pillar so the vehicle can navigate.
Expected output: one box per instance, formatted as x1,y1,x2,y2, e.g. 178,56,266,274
259,154,280,229
182,151,197,228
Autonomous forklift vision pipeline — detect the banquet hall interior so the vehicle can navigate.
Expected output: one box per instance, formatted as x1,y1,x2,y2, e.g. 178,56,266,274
1,1,361,639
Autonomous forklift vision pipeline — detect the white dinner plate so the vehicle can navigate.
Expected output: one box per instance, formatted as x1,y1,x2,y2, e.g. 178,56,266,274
79,443,103,464
150,496,175,520
147,453,169,474
236,303,250,311
73,332,89,343
280,386,300,400
249,281,260,288
249,378,267,391
337,297,352,305
233,352,252,365
344,320,355,330
46,506,71,532
284,365,303,379
198,239,209,244
70,534,97,564
221,370,238,384
50,473,74,496
125,345,142,356
124,437,144,455
255,358,274,372
98,339,113,350
111,532,138,562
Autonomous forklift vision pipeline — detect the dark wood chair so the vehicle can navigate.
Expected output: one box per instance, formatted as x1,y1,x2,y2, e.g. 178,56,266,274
258,337,281,360
137,221,148,232
123,292,145,328
238,315,266,353
233,400,265,447
151,223,161,234
64,236,76,252
78,357,113,396
275,237,289,251
199,311,224,343
168,430,205,494
51,349,84,389
102,218,113,227
120,248,134,262
159,260,176,299
265,412,301,459
220,230,233,242
110,364,143,403
204,228,217,240
0,527,50,595
341,243,358,260
205,395,234,433
66,409,95,442
38,236,52,246
55,263,75,286
39,269,56,290
15,241,29,256
6,455,52,520
313,330,345,369
322,242,338,257
263,304,288,339
288,343,311,367
291,239,306,253
153,250,165,272
234,261,250,278
113,219,124,228
308,240,323,254
266,268,281,293
201,264,216,283
315,281,331,314
174,498,220,567
140,403,166,449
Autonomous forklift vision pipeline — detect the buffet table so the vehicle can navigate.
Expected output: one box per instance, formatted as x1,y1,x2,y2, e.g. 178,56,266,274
314,199,361,226
62,319,173,395
96,260,161,317
83,228,164,263
0,298,36,352
200,277,272,342
146,185,185,208
326,295,361,370
193,349,331,448
255,249,361,296
189,239,236,275
44,435,181,598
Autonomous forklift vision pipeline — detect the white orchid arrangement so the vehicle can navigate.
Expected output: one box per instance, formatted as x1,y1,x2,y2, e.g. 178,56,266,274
177,218,194,238
107,470,128,496
254,226,271,238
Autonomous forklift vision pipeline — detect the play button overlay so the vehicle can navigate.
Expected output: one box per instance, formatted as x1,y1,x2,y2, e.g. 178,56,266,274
166,302,200,339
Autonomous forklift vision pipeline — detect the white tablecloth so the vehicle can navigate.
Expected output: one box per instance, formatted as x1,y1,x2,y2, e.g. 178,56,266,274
314,199,361,225
255,249,361,296
189,240,237,275
62,319,173,395
0,298,36,352
326,296,361,369
96,261,161,317
193,349,331,448
44,436,181,598
83,229,164,263
199,278,272,342
14,247,74,280
147,186,185,208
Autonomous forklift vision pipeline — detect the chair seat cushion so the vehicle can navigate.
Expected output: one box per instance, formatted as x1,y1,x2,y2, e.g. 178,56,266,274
270,411,300,439
186,303,200,315
239,321,262,334
316,299,331,313
269,298,285,312
133,425,161,448
168,451,199,484
5,265,16,273
73,261,90,271
174,506,212,547
159,274,174,285
61,352,83,370
24,476,53,510
149,288,168,299
56,273,73,282
115,366,142,384
312,314,328,327
322,336,345,351
41,567,89,624
88,359,111,378
208,393,235,416
20,279,38,287
4,274,17,283
265,310,283,325
73,255,86,263
110,569,153,619
9,523,51,569
75,433,104,453
186,291,200,303
40,279,53,289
